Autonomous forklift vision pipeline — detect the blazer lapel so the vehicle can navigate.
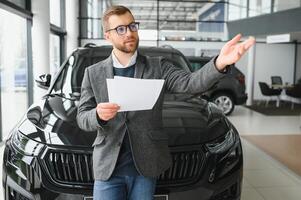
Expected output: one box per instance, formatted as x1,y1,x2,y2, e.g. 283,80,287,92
134,53,146,79
104,55,114,79
99,55,113,103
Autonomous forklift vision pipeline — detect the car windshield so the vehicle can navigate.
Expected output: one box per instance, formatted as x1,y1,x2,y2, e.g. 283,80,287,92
189,59,210,72
172,54,191,72
50,54,99,99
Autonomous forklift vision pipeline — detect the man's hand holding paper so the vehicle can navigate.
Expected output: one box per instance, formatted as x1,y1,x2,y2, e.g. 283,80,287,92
106,76,165,112
96,102,120,121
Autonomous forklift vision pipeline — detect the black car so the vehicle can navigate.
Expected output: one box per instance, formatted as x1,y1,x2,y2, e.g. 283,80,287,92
2,45,243,200
187,56,248,115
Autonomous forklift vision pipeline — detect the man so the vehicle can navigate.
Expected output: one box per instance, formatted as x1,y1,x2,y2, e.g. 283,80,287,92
77,5,255,200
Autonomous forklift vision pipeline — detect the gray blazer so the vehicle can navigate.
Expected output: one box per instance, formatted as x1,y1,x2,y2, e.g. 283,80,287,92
76,53,226,181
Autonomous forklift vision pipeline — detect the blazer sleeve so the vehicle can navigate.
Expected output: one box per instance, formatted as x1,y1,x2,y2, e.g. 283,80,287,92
160,56,228,94
76,68,104,132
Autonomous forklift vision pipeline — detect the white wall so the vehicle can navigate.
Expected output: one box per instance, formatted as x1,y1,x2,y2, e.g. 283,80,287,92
235,49,248,76
253,43,295,100
295,44,301,83
158,40,226,57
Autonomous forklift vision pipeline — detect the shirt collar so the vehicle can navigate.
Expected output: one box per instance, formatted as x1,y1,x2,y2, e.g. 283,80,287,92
112,50,138,68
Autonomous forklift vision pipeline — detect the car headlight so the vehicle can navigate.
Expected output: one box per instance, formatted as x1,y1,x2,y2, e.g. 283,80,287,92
11,130,45,156
206,129,242,183
205,129,236,154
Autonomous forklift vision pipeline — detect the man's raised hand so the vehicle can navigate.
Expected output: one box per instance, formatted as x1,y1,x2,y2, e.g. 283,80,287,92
215,34,255,71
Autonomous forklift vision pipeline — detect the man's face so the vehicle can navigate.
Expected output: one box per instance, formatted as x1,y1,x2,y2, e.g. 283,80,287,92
104,12,139,54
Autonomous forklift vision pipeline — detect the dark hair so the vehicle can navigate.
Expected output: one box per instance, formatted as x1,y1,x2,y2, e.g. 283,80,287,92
102,5,133,31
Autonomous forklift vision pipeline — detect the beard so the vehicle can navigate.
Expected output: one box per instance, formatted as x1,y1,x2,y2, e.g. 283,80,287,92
115,37,139,54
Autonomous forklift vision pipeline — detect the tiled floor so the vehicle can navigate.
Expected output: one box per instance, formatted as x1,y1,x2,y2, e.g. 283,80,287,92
228,105,301,135
244,135,301,176
241,139,301,200
0,106,301,199
228,106,301,200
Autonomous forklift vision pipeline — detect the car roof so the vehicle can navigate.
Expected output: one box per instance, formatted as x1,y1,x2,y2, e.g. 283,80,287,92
186,55,242,73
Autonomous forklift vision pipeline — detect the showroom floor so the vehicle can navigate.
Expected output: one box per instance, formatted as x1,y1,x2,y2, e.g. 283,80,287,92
228,106,301,200
0,106,301,200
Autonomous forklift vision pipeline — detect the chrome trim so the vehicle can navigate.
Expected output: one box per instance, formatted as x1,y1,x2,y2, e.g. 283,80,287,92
6,176,35,200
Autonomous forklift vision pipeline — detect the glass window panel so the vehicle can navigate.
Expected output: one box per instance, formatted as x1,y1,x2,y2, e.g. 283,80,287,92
79,0,226,40
158,1,201,21
158,1,225,22
50,34,61,76
50,0,61,27
249,0,271,17
198,21,224,33
159,21,225,41
228,4,247,20
80,18,102,38
0,8,28,140
273,0,301,12
80,0,103,18
228,0,247,20
198,2,225,22
6,0,27,9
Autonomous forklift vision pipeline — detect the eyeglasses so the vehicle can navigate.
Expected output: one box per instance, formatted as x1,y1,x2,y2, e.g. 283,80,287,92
106,22,140,35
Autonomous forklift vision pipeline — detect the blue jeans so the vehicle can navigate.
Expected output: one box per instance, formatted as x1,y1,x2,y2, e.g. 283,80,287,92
93,175,156,200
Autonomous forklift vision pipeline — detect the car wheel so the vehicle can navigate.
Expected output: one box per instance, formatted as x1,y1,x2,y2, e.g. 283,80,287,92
212,93,235,115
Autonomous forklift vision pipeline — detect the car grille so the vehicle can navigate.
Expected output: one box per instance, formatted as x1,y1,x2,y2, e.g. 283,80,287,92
157,150,205,185
41,148,205,186
42,150,94,185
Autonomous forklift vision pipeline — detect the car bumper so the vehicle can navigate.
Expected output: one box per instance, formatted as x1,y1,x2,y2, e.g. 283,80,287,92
3,138,242,200
4,170,241,200
236,93,248,105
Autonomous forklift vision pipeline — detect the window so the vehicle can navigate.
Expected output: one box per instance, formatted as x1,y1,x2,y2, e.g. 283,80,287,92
0,8,28,140
273,0,301,12
50,34,61,75
228,0,301,20
228,0,248,20
50,0,62,27
249,0,271,17
49,0,66,77
79,0,103,39
79,0,227,41
5,0,27,9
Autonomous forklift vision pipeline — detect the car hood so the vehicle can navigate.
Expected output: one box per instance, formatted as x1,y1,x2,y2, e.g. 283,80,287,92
17,95,95,147
17,94,227,147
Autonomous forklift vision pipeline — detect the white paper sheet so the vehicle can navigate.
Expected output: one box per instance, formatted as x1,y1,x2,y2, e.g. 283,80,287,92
106,76,165,112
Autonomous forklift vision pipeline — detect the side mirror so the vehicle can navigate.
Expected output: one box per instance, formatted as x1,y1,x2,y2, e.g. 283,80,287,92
35,74,51,90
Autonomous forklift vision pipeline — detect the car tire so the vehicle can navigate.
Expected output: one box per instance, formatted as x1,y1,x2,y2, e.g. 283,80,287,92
212,93,235,115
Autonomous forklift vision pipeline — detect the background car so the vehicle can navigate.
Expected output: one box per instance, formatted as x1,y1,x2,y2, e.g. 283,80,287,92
2,45,243,200
187,56,248,115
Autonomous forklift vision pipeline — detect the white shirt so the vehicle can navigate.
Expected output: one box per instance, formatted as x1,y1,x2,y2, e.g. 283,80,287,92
112,50,138,68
